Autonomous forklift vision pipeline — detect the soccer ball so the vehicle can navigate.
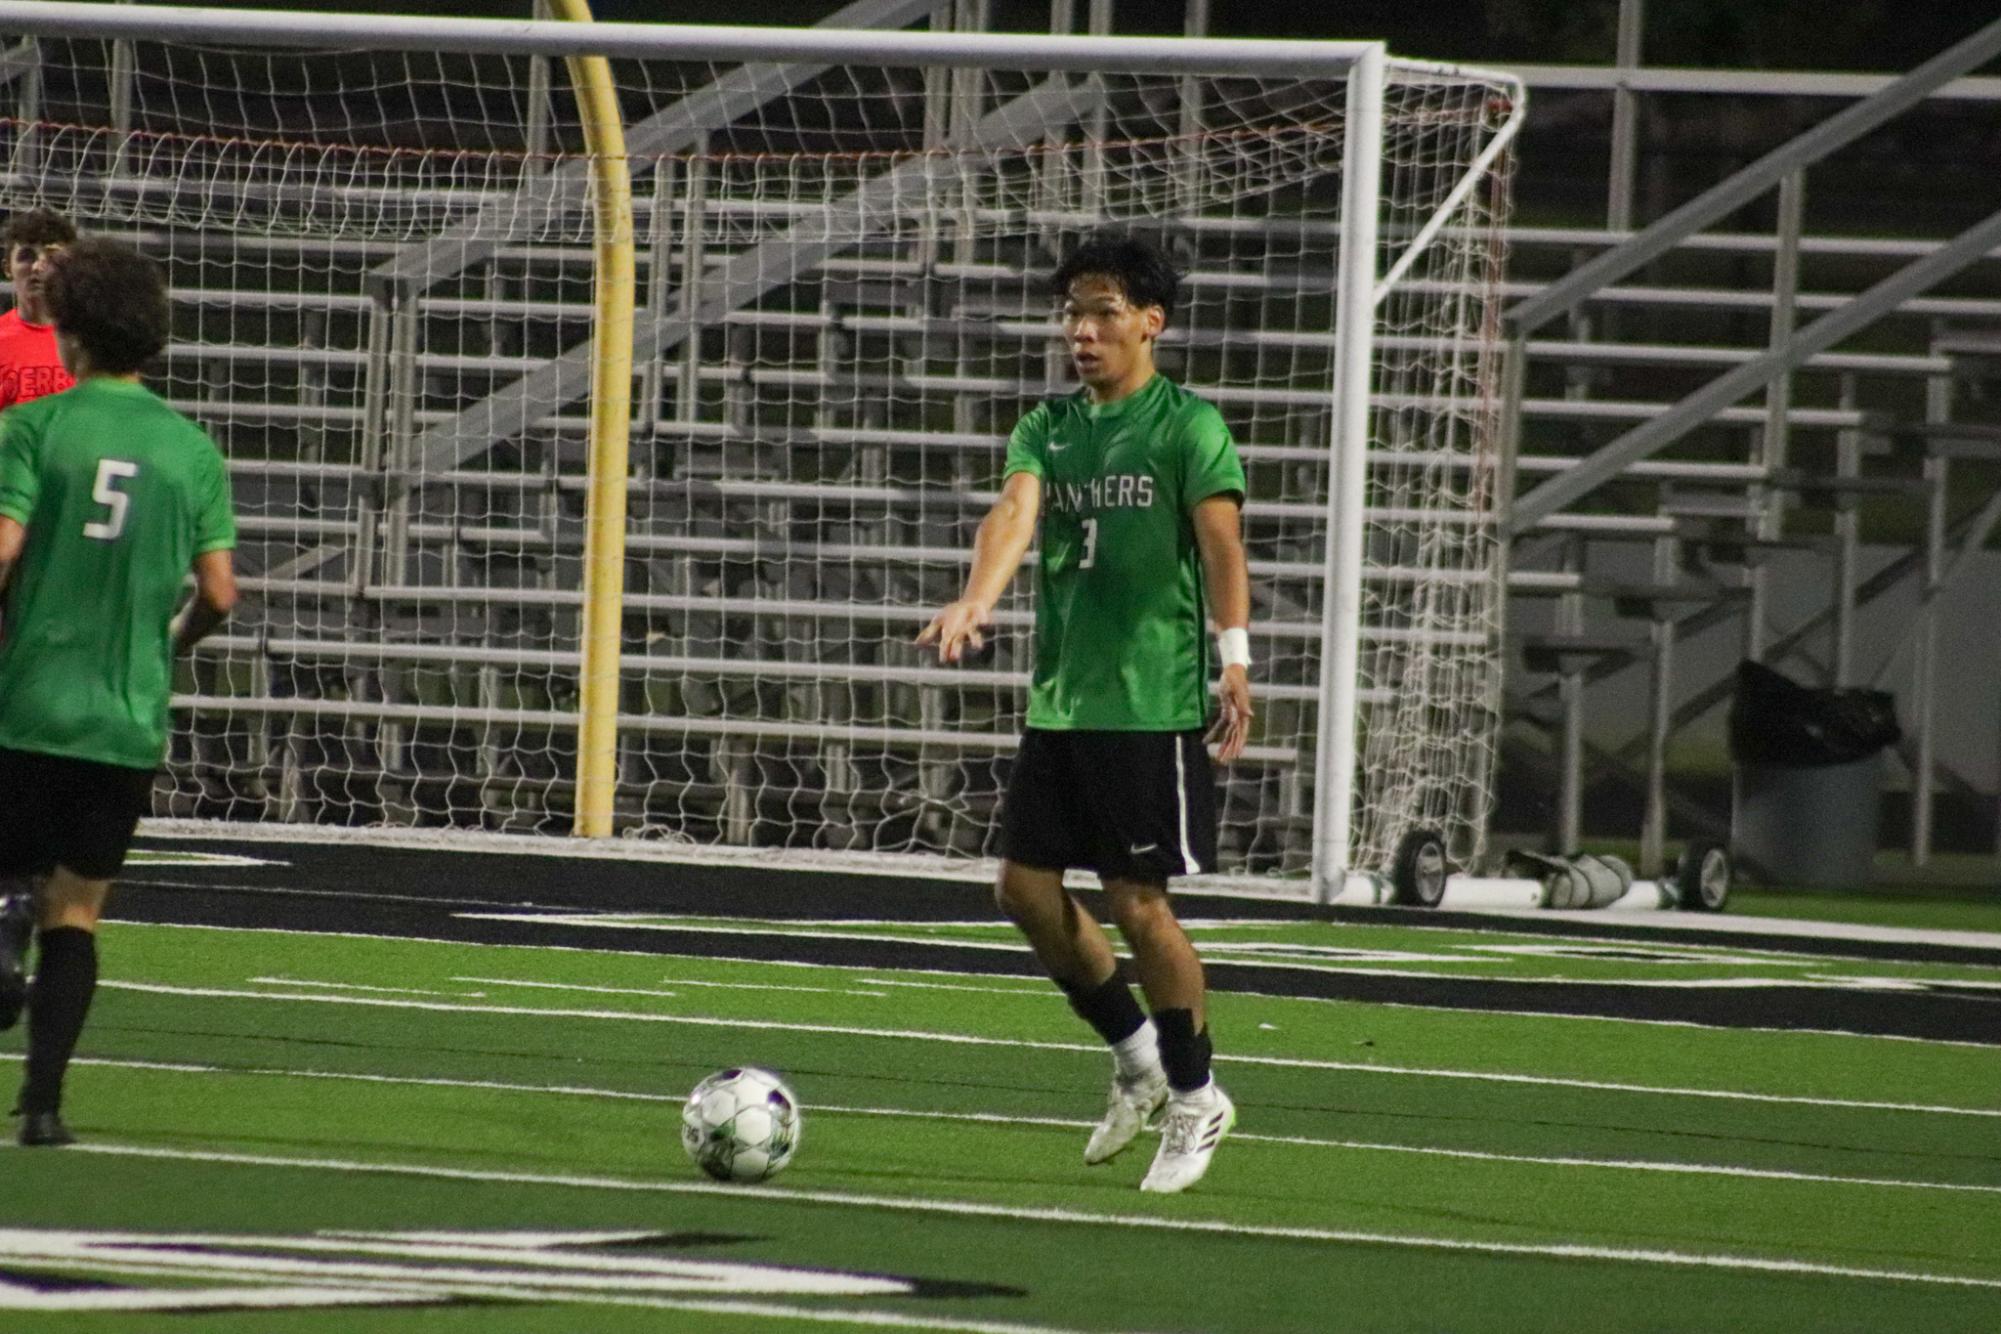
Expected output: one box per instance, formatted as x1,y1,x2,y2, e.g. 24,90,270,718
680,1067,801,1182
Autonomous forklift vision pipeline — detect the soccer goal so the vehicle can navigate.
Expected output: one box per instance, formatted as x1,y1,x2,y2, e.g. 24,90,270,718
0,4,1521,900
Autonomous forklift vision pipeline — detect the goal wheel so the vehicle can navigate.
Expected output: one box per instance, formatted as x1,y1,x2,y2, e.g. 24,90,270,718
1674,841,1732,912
1389,828,1450,908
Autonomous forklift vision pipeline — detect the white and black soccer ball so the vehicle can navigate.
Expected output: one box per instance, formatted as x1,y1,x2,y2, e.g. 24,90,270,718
680,1066,802,1183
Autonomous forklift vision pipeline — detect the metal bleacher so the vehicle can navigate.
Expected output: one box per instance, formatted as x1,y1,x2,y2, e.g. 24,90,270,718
13,1,2001,875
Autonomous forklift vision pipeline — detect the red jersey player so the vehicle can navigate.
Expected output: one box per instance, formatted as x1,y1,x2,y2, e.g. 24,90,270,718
0,209,77,412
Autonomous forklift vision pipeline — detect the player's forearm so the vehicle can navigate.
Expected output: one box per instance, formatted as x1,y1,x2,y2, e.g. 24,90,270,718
960,494,1037,612
170,595,232,655
1198,535,1249,631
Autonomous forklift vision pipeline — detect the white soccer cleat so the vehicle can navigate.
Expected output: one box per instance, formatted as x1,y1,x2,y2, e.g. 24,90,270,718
1140,1083,1235,1194
1083,1067,1169,1165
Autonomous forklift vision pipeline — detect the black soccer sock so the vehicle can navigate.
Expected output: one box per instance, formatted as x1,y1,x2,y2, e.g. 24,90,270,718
1153,1007,1213,1095
1058,967,1149,1047
19,928,98,1117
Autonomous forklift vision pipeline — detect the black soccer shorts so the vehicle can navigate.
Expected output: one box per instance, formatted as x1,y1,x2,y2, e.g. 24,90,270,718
0,746,157,881
998,727,1218,882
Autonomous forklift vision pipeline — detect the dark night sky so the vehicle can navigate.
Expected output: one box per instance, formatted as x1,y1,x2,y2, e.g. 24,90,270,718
93,1,2001,74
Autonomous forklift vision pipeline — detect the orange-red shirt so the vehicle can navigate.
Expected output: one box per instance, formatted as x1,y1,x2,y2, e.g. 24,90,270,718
0,309,73,410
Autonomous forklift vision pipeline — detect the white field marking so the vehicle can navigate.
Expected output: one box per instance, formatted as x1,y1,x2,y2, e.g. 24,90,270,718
851,977,1064,997
1805,973,2001,992
124,850,286,869
1458,943,1807,967
643,917,1011,929
1,1235,1142,1332
97,978,2001,1119
63,1142,2001,1294
1519,905,2001,953
121,875,554,912
0,1282,439,1313
458,976,888,996
1190,943,1492,965
452,975,885,1000
109,918,2001,1051
455,913,1993,993
134,820,2001,946
0,1230,1147,1333
251,976,484,998
568,1299,1168,1334
0,1228,911,1296
454,912,1036,953
809,1105,2001,1196
654,974,900,996
40,1053,2001,1198
330,1228,662,1246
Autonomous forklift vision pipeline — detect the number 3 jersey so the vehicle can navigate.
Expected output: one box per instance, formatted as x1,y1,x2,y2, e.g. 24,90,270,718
1002,374,1245,732
0,378,235,768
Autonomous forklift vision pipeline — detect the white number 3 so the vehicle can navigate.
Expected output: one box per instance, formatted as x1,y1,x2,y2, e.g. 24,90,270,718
83,458,139,540
1080,517,1099,569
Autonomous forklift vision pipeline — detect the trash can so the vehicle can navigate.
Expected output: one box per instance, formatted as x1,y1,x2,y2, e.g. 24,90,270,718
1727,660,1901,889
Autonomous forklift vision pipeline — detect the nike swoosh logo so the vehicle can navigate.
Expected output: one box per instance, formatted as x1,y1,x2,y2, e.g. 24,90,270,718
1048,443,1069,453
1129,842,1158,855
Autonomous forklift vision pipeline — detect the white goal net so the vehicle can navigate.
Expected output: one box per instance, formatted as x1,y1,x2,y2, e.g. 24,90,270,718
0,10,1519,891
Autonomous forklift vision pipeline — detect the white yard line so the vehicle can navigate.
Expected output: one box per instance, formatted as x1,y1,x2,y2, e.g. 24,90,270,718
93,979,2001,1119
251,977,484,998
450,976,888,1000
590,1300,1163,1334
58,1142,2001,1294
851,977,1063,997
34,1053,2001,1198
452,913,2001,993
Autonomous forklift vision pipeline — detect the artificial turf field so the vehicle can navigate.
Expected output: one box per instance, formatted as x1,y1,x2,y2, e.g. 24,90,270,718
4,835,2000,1331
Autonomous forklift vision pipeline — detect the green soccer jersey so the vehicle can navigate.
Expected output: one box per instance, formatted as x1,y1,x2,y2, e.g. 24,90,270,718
1001,374,1246,731
0,378,236,769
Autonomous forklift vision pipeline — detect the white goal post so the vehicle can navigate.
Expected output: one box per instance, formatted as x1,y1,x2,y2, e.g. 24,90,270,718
0,3,1522,899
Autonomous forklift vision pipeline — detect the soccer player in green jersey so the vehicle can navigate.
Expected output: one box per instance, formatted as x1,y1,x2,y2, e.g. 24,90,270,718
918,234,1252,1194
0,238,238,1146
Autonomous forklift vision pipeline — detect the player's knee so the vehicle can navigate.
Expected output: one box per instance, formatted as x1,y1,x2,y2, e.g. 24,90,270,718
1109,886,1175,940
993,872,1035,924
995,864,1066,927
38,902,102,934
39,870,110,932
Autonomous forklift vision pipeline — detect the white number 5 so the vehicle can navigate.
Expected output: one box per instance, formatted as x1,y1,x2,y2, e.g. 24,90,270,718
83,458,139,541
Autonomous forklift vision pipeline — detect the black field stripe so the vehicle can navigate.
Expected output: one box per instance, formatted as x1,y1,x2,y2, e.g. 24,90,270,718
128,836,2001,968
104,878,2001,1046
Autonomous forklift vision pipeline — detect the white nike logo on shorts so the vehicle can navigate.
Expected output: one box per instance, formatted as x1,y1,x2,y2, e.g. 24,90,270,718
1129,842,1158,855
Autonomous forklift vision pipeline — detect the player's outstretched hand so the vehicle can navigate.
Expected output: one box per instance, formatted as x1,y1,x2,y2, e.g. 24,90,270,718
916,598,993,664
1208,664,1253,763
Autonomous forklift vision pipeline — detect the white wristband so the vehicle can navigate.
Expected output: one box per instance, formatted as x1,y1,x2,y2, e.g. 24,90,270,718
1217,627,1252,671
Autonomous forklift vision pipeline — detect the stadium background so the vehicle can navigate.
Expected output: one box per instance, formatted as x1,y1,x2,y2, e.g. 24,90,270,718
0,5,1999,1331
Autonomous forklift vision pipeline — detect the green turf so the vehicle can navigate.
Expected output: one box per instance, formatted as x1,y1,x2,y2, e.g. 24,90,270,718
1731,886,2001,934
4,918,2000,1332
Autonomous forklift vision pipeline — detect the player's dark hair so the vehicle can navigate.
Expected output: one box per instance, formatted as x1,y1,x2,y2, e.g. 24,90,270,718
2,207,77,252
44,238,170,375
1050,233,1181,324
